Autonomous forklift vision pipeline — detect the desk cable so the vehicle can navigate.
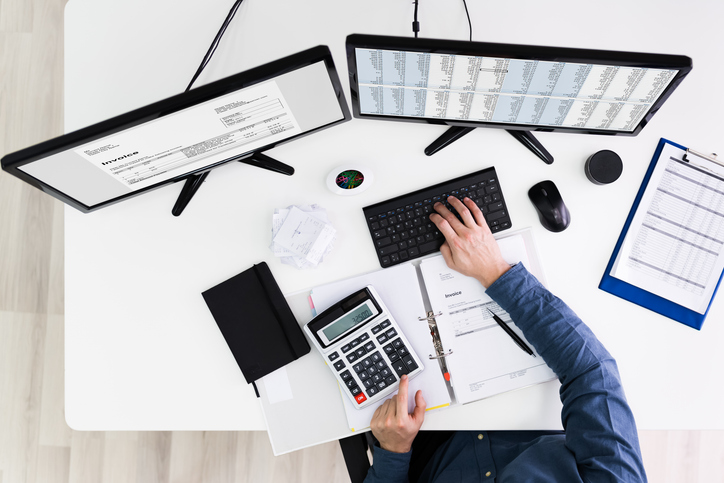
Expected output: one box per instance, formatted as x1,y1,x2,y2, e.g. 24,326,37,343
185,0,246,92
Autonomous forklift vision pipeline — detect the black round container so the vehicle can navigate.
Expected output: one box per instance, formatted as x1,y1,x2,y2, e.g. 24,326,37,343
585,150,623,185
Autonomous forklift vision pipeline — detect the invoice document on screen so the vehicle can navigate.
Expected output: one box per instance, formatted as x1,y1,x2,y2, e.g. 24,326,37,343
74,80,301,191
611,142,724,313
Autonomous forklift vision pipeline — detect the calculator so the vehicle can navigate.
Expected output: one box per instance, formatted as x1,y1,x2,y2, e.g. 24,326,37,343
304,286,424,409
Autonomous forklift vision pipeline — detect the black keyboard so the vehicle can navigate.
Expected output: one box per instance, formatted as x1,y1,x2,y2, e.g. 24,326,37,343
363,167,512,268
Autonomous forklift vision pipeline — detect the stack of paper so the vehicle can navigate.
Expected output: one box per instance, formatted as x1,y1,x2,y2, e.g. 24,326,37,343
271,205,336,269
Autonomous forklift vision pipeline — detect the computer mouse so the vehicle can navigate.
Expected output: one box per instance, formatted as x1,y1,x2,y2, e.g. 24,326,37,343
528,180,570,232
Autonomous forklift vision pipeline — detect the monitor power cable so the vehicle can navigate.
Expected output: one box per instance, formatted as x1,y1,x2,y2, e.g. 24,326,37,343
412,0,473,41
185,0,246,92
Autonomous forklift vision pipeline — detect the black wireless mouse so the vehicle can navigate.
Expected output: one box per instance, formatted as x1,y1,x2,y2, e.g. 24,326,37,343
528,180,570,232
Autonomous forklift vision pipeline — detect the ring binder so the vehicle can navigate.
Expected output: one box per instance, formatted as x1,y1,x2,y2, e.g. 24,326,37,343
420,310,452,381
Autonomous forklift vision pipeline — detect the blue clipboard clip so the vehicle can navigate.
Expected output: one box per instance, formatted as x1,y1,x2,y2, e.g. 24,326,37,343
599,138,724,330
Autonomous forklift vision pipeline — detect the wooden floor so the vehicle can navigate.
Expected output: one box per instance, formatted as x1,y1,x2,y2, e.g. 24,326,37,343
0,0,722,482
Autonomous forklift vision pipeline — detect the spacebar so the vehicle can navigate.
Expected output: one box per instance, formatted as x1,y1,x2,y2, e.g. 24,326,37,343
419,239,444,254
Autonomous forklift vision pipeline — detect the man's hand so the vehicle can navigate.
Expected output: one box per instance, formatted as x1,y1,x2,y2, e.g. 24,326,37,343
370,375,426,454
430,196,511,287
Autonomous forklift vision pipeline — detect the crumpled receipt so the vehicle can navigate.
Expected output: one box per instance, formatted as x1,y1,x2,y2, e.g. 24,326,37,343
271,205,336,269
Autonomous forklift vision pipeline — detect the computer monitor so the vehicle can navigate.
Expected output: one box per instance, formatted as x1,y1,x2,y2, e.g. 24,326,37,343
346,34,692,163
1,45,351,215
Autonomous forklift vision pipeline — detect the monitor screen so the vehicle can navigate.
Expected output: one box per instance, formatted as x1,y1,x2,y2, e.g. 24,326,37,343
1,46,351,213
346,35,691,136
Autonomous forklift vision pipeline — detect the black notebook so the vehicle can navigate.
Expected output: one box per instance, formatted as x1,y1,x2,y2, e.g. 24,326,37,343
202,262,310,384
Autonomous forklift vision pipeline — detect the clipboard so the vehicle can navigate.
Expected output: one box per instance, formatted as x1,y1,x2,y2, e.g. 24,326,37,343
600,138,724,330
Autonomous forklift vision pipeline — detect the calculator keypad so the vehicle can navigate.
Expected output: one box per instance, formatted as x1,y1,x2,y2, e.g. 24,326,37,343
327,318,422,408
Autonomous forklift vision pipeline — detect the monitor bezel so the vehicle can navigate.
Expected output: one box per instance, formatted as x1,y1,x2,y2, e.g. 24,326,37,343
346,34,692,136
1,45,352,213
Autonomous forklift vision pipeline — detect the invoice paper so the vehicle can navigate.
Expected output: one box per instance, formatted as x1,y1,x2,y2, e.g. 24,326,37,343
419,235,556,405
612,143,724,314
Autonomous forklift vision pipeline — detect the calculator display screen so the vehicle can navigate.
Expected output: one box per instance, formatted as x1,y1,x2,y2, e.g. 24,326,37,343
322,301,377,342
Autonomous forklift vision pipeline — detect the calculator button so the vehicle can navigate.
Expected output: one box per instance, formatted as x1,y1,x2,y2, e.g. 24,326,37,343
363,341,375,352
383,343,395,355
363,378,375,389
346,352,358,363
346,378,357,389
380,367,392,378
385,328,398,338
367,385,379,396
359,333,370,342
359,370,370,381
376,334,388,344
353,362,364,373
392,338,404,349
333,360,346,371
341,344,352,353
380,320,391,329
392,360,409,377
376,360,387,370
362,358,373,368
328,352,339,362
355,347,367,358
340,370,352,381
350,386,362,396
388,351,400,362
397,346,409,357
355,392,367,405
350,338,360,348
385,375,397,385
372,373,383,383
403,355,418,372
377,380,388,391
367,365,378,375
371,325,382,334
370,351,383,363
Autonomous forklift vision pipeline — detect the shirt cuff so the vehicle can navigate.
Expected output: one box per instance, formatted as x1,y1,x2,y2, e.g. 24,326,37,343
364,445,412,483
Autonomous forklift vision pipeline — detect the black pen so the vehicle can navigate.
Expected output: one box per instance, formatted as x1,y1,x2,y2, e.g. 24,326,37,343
487,308,536,357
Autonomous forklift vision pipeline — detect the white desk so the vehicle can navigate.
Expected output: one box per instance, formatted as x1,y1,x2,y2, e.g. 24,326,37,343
65,0,724,442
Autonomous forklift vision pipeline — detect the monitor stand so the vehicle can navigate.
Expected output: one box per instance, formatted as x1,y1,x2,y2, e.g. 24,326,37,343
171,153,294,216
424,126,554,165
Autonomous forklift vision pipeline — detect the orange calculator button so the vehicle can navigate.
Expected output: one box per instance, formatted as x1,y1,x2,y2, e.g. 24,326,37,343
355,393,367,404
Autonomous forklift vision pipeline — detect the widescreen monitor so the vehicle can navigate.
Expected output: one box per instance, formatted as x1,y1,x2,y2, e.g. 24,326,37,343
1,46,351,214
346,34,692,161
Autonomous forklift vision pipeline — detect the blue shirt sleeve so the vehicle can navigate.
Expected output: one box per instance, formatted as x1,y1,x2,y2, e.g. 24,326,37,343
486,263,647,482
363,445,411,483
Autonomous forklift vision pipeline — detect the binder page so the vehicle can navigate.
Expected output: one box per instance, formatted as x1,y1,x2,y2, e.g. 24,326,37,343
611,143,724,314
420,236,556,405
310,263,451,431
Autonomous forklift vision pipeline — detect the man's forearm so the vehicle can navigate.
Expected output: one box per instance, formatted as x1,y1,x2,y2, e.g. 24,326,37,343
486,263,647,482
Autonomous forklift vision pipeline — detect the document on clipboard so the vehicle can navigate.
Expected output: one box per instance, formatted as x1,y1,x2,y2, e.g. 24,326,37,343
601,138,724,329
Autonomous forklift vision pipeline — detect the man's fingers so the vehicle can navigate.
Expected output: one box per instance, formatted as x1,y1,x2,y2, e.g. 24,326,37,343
432,202,465,232
463,197,487,228
430,212,459,241
448,196,476,227
396,374,409,415
412,389,427,423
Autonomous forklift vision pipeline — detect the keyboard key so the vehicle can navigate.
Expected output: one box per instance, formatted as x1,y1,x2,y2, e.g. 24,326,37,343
379,244,399,256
